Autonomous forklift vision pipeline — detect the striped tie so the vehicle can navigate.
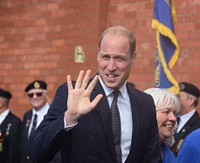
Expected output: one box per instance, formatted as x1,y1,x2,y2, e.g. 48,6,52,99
30,114,38,136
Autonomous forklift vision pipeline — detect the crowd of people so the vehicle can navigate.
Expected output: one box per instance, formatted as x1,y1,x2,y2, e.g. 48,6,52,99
0,26,200,163
0,80,61,163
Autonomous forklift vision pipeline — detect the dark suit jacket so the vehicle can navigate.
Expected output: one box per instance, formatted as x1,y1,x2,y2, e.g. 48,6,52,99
0,111,22,163
28,81,162,163
171,111,200,156
21,110,61,163
20,110,32,163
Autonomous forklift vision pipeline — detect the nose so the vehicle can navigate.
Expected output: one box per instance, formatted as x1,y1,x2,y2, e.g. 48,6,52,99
32,94,38,98
168,112,176,121
107,58,117,71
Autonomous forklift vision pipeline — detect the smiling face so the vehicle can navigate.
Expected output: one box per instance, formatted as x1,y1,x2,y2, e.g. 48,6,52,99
144,88,180,144
97,33,135,90
27,89,48,111
156,101,177,143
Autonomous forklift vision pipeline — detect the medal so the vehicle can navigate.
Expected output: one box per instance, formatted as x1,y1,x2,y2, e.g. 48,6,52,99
0,131,3,152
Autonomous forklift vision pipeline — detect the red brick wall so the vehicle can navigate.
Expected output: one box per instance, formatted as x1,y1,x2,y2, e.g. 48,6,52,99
0,0,200,118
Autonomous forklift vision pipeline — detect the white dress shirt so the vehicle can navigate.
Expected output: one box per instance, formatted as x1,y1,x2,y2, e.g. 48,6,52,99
99,77,133,163
28,102,50,137
0,109,10,125
177,109,196,133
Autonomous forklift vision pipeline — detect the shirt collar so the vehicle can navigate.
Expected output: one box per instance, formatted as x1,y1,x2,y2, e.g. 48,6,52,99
32,102,50,117
180,109,195,121
0,109,10,125
98,76,127,99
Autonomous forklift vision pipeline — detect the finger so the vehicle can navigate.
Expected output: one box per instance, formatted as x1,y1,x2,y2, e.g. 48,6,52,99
81,69,91,89
67,75,73,91
90,94,103,109
75,70,84,89
86,75,99,93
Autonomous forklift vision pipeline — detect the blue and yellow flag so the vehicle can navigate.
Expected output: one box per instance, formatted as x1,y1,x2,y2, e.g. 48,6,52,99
152,0,180,94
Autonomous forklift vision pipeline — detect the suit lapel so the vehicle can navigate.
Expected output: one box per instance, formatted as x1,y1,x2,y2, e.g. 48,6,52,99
175,111,199,139
0,111,11,131
92,81,116,158
0,112,15,137
125,85,140,161
23,111,32,140
92,81,142,161
172,111,200,153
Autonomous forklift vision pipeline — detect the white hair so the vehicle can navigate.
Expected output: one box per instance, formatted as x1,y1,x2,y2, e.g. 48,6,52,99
144,88,180,113
144,88,180,146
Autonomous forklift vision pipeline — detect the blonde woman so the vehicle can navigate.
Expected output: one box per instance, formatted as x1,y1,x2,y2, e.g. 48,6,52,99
145,88,180,163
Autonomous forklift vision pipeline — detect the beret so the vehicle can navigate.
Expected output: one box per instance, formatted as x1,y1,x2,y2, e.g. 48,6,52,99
25,80,47,92
179,82,200,98
0,88,12,99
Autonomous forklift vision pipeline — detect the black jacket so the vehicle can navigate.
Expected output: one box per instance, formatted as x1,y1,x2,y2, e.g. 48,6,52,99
171,111,200,156
0,111,22,163
28,81,162,163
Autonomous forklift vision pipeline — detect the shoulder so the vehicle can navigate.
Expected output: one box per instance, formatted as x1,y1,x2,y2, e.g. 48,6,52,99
162,144,177,163
193,116,200,127
185,128,200,143
23,110,32,120
177,130,200,162
56,82,68,94
189,113,200,129
127,86,156,117
127,84,154,104
7,112,22,124
24,109,32,116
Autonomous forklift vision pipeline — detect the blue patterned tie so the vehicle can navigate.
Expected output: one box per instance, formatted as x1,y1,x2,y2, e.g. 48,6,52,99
111,90,122,163
30,114,38,136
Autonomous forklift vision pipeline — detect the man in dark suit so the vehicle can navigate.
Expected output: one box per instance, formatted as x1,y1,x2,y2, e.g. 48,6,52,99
171,82,200,156
20,80,61,163
28,26,162,163
0,88,22,163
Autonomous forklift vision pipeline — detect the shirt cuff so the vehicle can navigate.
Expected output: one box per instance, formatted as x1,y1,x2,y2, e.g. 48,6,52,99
63,117,78,131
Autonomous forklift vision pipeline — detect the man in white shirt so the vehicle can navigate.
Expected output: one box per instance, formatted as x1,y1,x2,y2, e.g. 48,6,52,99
171,82,200,156
0,88,21,163
20,80,60,163
27,26,162,163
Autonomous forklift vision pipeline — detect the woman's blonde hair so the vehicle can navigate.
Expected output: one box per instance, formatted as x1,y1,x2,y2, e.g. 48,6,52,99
144,88,180,146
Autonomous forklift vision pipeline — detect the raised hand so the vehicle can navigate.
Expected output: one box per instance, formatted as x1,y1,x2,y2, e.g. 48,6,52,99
64,69,103,125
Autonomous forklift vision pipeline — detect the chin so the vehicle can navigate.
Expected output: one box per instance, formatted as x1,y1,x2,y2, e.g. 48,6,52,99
103,80,115,87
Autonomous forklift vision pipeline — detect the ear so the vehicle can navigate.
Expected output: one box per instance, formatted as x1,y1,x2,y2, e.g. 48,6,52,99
97,53,100,62
188,96,195,107
131,52,136,66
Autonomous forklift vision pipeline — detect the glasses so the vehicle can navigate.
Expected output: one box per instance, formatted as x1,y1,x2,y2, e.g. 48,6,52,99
28,92,43,98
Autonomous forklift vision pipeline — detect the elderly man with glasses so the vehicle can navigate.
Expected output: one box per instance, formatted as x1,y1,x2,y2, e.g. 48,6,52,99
20,80,60,163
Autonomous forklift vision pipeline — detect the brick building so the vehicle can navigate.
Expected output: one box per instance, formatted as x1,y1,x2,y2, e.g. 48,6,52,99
0,0,200,118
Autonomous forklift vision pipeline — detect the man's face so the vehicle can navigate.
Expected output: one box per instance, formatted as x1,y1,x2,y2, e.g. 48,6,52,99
27,89,48,111
97,34,134,90
177,91,192,115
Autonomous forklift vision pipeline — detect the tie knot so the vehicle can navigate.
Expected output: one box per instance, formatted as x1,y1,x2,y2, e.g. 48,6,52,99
34,113,38,119
176,116,180,125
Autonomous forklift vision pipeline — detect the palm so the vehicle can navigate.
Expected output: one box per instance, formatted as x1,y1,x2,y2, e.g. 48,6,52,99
66,70,103,123
68,88,94,116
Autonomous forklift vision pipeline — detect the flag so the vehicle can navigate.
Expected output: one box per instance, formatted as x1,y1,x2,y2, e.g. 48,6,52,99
152,0,180,94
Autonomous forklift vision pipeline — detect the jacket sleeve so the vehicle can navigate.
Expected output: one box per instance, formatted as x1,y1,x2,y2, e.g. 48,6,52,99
140,95,162,163
27,83,69,162
128,88,162,163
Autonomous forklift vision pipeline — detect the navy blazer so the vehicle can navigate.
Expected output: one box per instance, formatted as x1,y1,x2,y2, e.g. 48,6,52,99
28,81,162,163
21,110,35,163
21,110,61,163
171,111,200,156
0,111,22,163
